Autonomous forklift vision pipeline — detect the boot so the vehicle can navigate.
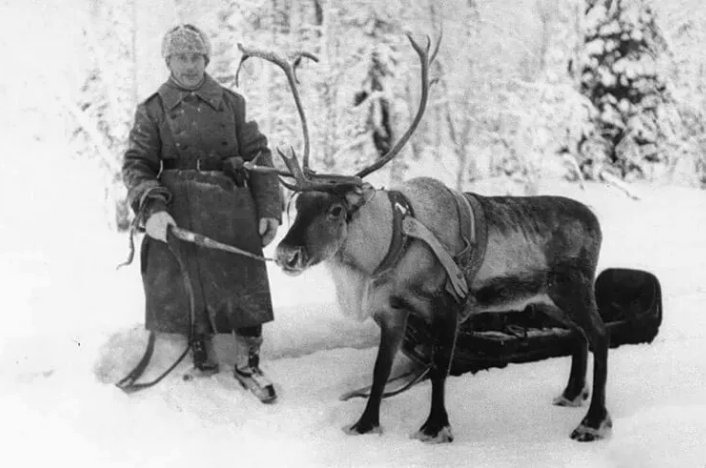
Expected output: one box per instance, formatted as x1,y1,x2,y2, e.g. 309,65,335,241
233,334,277,403
192,334,219,375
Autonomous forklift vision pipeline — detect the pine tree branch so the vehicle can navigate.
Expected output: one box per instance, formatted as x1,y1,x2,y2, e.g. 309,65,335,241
562,152,586,189
82,22,123,133
56,92,119,174
599,170,641,200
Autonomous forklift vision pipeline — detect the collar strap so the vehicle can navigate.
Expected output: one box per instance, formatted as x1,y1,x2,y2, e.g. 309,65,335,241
372,190,414,277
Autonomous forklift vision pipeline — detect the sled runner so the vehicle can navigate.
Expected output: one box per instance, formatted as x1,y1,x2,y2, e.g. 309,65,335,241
343,267,662,400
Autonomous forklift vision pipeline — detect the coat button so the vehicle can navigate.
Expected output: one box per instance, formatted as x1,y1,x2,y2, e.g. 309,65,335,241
222,141,228,146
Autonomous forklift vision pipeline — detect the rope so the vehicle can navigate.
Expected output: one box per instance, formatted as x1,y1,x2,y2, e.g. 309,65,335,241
115,228,195,393
115,199,273,391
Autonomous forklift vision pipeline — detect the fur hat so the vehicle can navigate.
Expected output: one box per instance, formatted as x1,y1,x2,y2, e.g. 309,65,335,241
161,24,211,62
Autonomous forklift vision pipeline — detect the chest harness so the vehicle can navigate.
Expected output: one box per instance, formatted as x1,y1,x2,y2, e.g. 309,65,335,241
371,189,488,321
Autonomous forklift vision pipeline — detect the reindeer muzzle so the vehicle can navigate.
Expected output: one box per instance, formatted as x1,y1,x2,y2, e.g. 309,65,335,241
275,245,308,275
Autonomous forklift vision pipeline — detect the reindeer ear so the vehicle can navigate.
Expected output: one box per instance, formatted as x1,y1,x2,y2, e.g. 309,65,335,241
361,182,375,202
343,182,375,212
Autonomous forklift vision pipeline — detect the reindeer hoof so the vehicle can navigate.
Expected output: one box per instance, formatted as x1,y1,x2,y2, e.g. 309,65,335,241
412,425,454,444
553,387,589,407
570,414,612,442
344,421,382,436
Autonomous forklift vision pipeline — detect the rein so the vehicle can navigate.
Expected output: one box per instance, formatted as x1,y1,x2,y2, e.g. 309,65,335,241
119,225,274,271
169,226,275,262
116,224,273,393
116,229,194,393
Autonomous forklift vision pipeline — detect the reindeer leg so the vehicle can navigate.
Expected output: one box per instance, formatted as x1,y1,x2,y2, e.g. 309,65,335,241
548,268,612,442
412,302,457,444
542,313,590,407
534,303,590,407
553,335,590,407
344,307,408,436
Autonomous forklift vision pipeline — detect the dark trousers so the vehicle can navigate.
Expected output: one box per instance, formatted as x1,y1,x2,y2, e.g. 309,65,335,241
237,325,262,338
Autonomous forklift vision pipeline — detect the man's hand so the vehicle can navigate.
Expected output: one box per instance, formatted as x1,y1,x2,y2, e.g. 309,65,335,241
259,218,279,247
145,211,177,243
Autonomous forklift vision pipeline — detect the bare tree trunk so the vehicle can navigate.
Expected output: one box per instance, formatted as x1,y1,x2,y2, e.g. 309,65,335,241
319,2,338,171
535,0,553,74
131,0,139,107
569,0,585,85
312,0,323,38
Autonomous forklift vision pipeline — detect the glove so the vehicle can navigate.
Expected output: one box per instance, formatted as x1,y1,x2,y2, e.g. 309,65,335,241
259,217,279,247
145,211,177,243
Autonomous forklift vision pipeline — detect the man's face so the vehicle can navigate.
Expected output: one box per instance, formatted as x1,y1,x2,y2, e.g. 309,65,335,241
168,52,206,87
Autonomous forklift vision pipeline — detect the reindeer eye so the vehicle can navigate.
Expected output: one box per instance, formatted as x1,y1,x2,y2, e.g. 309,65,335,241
328,205,344,218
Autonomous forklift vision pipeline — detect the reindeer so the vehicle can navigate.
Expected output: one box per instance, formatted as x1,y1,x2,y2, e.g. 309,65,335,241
239,34,612,443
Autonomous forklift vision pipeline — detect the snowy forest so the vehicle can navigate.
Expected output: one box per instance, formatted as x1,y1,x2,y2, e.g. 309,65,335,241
12,0,706,230
2,1,706,467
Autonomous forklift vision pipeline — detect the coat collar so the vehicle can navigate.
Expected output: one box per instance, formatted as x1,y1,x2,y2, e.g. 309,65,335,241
158,73,224,111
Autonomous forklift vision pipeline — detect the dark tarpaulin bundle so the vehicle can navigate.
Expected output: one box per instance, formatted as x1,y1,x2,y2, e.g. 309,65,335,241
402,268,663,376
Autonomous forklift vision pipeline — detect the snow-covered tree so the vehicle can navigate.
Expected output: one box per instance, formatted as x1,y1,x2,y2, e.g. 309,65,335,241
652,0,706,187
64,0,706,236
71,0,139,230
577,0,674,181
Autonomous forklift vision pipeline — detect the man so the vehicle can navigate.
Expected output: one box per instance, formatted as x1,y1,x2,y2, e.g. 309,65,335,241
122,24,281,403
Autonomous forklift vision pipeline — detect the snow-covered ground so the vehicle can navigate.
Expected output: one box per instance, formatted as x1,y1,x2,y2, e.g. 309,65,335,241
2,2,705,465
1,131,705,468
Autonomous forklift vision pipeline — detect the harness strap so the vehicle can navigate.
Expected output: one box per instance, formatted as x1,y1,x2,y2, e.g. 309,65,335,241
372,191,414,277
372,189,488,308
402,216,470,299
457,193,488,323
451,190,475,265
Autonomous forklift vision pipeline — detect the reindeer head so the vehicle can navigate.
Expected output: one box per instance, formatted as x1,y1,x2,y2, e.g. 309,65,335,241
240,34,439,275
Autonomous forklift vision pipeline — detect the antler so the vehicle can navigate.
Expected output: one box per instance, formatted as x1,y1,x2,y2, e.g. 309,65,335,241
239,32,440,192
354,32,441,179
236,44,364,191
236,44,318,171
274,145,363,191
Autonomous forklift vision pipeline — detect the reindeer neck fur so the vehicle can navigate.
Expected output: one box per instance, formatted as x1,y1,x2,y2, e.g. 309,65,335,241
324,188,394,321
332,188,394,275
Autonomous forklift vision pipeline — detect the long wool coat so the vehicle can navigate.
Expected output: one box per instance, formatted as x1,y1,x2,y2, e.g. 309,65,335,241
122,74,281,335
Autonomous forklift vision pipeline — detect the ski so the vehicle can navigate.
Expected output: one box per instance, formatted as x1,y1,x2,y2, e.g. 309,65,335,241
234,368,277,404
